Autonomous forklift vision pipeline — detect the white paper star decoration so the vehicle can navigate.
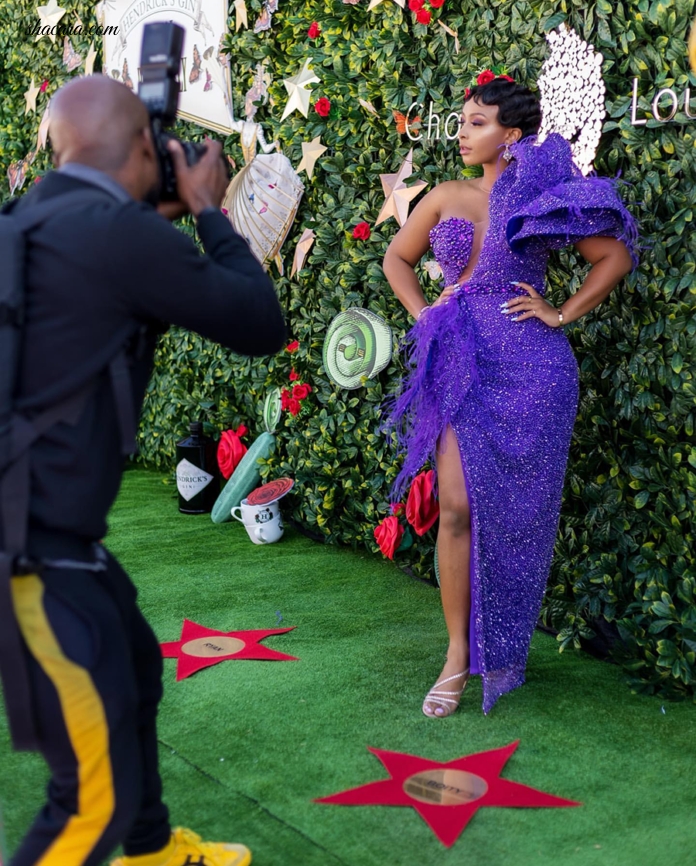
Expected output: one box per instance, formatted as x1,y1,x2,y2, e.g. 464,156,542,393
35,0,67,43
438,20,460,54
290,228,316,278
358,98,379,117
84,41,98,76
297,136,327,180
280,59,320,121
235,0,248,31
367,0,405,10
375,149,427,228
37,103,51,150
24,78,41,115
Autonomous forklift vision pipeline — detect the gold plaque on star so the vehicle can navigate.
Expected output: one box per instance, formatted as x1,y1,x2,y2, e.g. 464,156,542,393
181,636,246,657
403,770,489,806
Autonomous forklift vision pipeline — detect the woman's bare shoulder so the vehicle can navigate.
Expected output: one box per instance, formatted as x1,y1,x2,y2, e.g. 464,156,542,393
408,181,459,221
436,178,481,193
429,178,481,220
430,178,481,202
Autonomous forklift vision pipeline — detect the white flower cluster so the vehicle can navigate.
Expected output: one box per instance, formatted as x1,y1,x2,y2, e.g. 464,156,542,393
537,23,606,176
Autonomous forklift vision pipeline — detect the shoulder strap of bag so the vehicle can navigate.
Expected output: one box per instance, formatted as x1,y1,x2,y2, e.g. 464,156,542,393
6,188,118,231
0,188,140,751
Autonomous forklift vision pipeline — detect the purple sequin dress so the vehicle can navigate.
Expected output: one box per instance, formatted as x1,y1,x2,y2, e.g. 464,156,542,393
379,134,638,714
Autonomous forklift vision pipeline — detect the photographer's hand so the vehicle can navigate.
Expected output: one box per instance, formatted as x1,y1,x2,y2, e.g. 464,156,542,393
167,137,229,219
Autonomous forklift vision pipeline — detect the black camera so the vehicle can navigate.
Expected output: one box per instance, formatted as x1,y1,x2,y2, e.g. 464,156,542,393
138,22,227,202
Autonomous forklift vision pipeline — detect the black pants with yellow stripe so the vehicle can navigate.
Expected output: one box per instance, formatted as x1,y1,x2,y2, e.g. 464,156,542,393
9,542,171,866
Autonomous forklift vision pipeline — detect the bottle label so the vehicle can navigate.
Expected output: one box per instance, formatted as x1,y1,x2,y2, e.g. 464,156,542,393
176,458,214,502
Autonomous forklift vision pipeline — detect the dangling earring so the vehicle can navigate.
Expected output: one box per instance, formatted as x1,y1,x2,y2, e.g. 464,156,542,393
503,142,513,163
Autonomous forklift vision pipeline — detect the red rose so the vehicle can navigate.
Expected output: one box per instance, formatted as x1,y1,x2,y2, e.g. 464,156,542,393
217,424,249,480
39,80,49,93
292,383,311,400
429,0,445,6
308,22,321,38
33,176,41,184
464,87,471,100
289,369,300,381
390,502,406,517
287,398,302,416
408,0,425,9
352,221,371,240
498,74,515,83
314,97,331,118
406,469,440,535
415,8,431,23
374,515,405,560
477,70,496,86
286,340,300,353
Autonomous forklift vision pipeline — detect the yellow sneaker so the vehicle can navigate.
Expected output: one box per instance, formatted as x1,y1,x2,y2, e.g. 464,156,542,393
111,826,252,866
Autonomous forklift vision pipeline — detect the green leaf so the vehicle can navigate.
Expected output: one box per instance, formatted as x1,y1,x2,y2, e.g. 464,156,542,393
634,491,650,509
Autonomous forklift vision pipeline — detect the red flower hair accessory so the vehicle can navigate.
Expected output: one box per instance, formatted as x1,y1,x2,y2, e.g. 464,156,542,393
477,70,496,86
465,71,515,101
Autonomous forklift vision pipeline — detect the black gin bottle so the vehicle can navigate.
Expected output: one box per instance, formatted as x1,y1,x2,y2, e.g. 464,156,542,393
175,422,220,514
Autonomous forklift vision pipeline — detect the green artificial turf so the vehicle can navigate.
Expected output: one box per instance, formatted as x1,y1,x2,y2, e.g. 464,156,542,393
2,467,695,866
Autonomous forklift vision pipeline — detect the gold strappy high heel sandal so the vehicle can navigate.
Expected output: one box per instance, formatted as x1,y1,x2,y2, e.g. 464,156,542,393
422,669,470,718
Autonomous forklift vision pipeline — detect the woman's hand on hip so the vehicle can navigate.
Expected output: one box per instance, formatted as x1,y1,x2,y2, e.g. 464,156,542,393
430,283,459,309
501,282,561,327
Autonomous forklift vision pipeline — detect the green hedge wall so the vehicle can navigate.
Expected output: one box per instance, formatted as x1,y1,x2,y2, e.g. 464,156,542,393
2,0,695,702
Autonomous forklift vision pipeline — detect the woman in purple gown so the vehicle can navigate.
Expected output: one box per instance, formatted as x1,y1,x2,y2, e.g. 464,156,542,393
379,76,637,717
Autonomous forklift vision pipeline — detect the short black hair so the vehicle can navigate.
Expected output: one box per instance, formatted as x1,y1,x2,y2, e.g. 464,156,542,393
465,78,541,139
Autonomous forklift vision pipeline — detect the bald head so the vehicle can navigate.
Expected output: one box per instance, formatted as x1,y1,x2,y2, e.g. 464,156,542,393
50,75,150,171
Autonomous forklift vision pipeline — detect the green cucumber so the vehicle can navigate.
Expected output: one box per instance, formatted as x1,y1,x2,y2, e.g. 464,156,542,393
211,431,276,524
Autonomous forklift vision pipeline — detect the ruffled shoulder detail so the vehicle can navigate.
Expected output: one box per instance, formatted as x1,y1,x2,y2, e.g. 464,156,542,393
508,132,579,190
505,133,639,268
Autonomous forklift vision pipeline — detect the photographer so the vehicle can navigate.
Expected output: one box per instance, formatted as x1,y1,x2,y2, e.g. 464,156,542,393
1,74,285,866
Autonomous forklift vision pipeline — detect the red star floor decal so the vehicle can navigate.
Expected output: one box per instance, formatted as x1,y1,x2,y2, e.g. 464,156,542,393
160,619,298,680
315,741,580,847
